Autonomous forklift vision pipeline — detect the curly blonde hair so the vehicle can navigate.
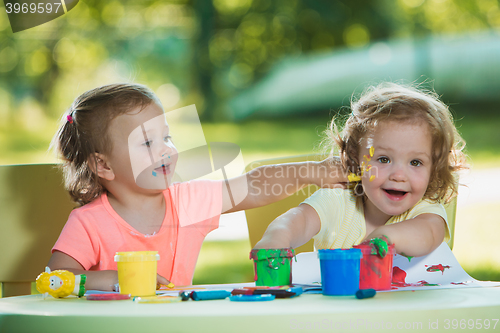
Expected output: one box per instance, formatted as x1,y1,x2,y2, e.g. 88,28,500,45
51,83,159,206
325,82,467,203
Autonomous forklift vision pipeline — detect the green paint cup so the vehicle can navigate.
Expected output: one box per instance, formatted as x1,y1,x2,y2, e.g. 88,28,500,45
250,248,295,286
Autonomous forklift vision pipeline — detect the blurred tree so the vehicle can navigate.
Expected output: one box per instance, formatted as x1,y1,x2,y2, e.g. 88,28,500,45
0,0,193,119
192,0,216,121
206,0,396,119
0,0,499,126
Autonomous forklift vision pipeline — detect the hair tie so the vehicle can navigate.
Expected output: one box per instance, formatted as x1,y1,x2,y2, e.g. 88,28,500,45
67,114,74,124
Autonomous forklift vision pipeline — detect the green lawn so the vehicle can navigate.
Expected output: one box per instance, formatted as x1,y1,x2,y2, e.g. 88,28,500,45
201,115,332,166
203,110,500,169
193,240,254,285
1,108,500,167
453,202,500,281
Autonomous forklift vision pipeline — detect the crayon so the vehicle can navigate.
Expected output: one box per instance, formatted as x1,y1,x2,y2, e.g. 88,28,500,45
231,289,295,298
133,296,182,303
86,293,131,301
231,286,303,298
229,294,276,302
355,289,376,299
179,290,231,301
190,290,231,301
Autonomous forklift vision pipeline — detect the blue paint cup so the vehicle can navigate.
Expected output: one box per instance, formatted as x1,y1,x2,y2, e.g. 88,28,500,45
318,248,363,296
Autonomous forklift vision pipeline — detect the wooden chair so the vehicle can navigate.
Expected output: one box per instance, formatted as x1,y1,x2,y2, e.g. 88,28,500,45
244,155,457,254
0,164,75,297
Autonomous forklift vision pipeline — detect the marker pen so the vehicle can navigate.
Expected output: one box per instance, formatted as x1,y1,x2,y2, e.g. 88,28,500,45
86,293,131,301
179,290,231,301
133,296,182,304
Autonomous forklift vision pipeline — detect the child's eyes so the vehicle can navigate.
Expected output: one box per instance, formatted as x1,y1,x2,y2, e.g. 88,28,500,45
410,159,422,167
376,156,423,166
143,136,171,147
377,156,390,164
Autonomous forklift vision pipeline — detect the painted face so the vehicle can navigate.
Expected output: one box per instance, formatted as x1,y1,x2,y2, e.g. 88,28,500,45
106,102,178,191
360,120,432,221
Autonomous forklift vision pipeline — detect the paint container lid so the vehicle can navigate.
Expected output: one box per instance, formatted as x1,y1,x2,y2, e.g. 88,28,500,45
229,294,276,302
317,248,362,260
114,251,160,262
249,248,295,260
353,244,395,255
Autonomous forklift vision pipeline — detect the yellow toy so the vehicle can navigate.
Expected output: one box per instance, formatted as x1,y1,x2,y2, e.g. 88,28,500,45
36,267,86,298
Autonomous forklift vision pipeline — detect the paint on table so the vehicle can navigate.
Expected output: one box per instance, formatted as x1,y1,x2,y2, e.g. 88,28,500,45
392,266,440,288
250,248,295,287
450,281,472,285
400,253,414,262
425,264,451,274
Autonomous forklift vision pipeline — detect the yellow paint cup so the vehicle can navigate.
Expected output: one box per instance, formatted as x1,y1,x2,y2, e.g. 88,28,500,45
114,251,160,297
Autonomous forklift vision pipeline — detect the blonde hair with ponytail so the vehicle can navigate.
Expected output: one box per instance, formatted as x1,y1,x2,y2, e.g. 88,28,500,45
51,83,159,206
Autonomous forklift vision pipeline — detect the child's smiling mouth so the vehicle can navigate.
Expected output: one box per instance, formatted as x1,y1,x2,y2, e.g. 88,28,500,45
383,189,408,201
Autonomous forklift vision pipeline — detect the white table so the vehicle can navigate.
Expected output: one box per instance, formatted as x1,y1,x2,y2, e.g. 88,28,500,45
1,286,500,333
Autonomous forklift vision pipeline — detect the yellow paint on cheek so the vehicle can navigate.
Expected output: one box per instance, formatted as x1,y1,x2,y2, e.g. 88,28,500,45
348,173,362,182
369,175,376,182
363,155,371,162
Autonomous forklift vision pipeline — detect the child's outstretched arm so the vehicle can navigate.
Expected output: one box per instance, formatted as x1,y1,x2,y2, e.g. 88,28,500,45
47,251,171,291
253,203,321,249
222,158,346,213
48,251,118,291
364,213,447,257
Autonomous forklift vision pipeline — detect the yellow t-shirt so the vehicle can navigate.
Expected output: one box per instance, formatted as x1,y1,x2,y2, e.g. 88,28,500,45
302,188,450,250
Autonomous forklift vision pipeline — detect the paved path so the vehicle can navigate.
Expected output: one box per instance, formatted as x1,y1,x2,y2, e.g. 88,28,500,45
457,168,500,208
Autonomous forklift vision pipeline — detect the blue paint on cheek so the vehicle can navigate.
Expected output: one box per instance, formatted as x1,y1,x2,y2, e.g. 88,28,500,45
152,171,157,177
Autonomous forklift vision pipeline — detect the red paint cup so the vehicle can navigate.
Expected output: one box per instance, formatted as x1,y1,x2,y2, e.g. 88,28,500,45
353,244,395,291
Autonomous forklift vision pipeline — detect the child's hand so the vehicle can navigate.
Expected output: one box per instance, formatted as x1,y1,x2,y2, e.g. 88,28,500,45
314,158,348,189
253,238,290,250
361,235,391,258
156,274,174,289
